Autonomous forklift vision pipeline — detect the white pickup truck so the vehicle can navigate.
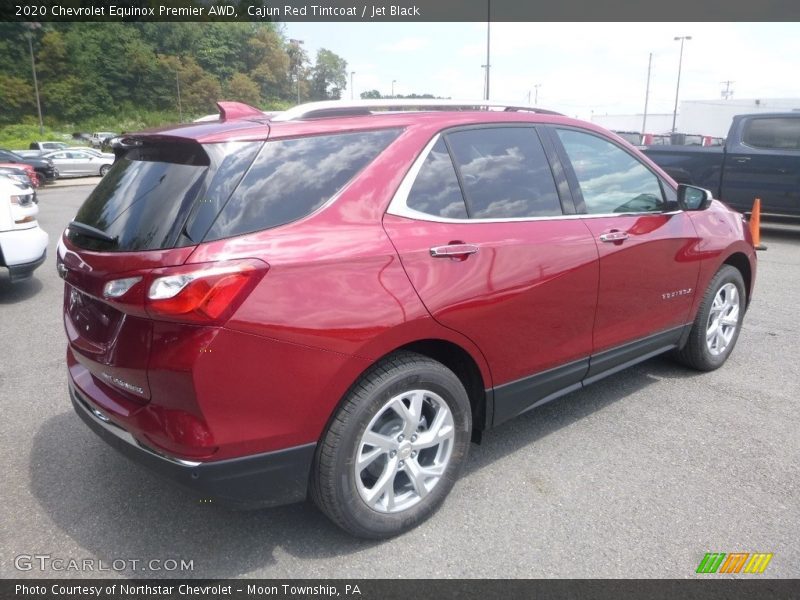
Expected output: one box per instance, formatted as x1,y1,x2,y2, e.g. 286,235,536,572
0,176,48,282
89,132,117,149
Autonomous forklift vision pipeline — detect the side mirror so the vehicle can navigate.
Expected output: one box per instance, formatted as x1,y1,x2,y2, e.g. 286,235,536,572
677,184,713,211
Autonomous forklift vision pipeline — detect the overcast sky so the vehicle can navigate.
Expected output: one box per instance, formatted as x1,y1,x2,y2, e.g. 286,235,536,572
283,22,800,119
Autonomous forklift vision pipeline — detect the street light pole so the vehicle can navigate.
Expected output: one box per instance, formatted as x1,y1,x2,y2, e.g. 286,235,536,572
484,0,491,100
533,83,541,105
391,79,396,97
350,71,355,100
641,52,652,141
672,35,691,133
23,22,44,135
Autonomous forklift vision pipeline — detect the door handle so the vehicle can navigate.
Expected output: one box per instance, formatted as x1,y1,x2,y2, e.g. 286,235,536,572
734,157,751,163
430,243,479,259
598,231,629,243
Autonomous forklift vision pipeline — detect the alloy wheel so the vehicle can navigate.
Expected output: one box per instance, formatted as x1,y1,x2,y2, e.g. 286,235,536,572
705,282,740,356
355,389,454,513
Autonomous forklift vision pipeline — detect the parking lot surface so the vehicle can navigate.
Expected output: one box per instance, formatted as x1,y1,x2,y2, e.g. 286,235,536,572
1,185,798,579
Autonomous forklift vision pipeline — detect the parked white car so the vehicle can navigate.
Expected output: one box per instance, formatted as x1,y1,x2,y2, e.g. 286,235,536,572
0,176,48,282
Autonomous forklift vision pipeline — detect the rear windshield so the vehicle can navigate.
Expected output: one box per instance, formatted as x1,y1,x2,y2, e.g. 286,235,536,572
68,129,400,251
68,143,211,251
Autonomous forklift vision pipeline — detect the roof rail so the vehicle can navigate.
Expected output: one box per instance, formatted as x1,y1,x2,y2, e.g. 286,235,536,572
270,99,562,122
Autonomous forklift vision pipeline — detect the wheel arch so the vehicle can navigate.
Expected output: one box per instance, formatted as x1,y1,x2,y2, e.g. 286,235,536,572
320,334,493,452
396,339,491,439
722,251,753,309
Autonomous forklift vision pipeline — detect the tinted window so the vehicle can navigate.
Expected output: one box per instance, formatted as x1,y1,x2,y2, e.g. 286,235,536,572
557,129,665,214
407,138,468,219
743,118,800,150
206,129,401,240
182,142,263,243
69,143,210,251
445,127,562,219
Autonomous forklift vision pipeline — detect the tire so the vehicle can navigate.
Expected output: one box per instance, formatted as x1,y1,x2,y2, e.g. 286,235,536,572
674,265,746,371
311,351,472,539
99,164,110,177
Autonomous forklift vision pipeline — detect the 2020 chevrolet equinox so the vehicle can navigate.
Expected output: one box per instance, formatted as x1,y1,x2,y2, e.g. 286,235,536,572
60,100,756,538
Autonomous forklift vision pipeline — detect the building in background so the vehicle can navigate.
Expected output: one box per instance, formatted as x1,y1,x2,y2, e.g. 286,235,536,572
592,98,800,138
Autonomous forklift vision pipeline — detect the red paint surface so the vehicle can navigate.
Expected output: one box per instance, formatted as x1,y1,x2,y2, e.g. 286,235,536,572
62,110,756,462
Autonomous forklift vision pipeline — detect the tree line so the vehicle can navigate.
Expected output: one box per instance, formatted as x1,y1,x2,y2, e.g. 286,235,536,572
0,22,348,126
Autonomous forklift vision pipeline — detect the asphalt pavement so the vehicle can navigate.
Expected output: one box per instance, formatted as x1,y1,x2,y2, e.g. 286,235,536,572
1,184,798,579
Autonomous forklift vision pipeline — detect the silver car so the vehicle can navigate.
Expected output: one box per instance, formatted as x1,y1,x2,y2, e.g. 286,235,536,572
41,149,114,177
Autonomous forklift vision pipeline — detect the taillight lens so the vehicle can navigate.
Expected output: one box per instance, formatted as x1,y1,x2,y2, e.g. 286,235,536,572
145,259,267,324
103,276,142,298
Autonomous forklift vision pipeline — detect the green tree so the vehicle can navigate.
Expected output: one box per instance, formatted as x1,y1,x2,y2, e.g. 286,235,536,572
0,23,31,80
0,21,352,127
226,73,262,106
0,75,34,124
246,26,291,101
360,90,383,99
310,48,347,101
177,57,222,114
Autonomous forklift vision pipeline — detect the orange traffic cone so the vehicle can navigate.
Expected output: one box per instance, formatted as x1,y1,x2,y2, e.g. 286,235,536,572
750,198,767,251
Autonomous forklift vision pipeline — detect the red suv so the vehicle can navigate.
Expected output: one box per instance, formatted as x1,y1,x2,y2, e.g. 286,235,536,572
60,100,756,538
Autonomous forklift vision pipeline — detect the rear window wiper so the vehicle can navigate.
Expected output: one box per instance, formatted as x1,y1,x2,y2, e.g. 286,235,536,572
68,221,118,244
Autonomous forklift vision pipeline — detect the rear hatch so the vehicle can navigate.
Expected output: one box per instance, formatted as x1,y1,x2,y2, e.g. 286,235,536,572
59,136,265,406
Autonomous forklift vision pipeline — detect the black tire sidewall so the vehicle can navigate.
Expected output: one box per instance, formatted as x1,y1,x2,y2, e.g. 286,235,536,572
692,265,746,369
329,363,471,538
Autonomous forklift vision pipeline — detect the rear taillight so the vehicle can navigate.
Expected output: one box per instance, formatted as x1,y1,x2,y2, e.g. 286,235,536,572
101,259,268,325
103,276,142,298
147,260,266,323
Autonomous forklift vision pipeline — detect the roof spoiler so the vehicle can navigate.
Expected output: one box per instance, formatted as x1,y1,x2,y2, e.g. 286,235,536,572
216,101,270,121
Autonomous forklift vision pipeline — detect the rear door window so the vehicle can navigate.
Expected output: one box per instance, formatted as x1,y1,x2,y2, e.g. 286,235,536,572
406,138,468,219
205,129,401,240
444,127,563,219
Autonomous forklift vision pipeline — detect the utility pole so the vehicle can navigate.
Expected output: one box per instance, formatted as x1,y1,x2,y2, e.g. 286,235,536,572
533,83,541,105
672,35,691,133
641,53,652,142
176,71,182,123
391,79,396,97
23,22,44,135
721,80,734,100
484,0,491,100
350,71,355,100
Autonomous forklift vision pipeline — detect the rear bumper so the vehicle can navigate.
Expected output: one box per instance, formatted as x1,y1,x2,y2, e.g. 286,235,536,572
70,383,316,508
0,225,48,281
6,250,47,282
